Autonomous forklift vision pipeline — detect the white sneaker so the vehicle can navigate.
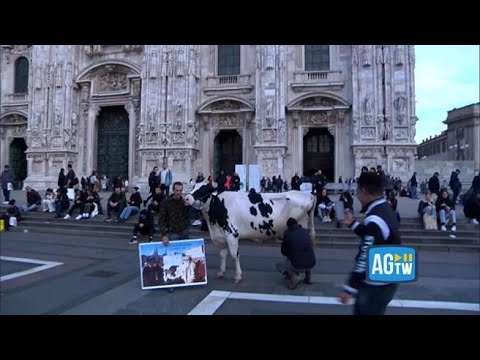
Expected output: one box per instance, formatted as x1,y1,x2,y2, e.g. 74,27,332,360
451,225,456,232
192,220,202,226
63,214,71,219
441,225,446,231
471,219,479,225
75,214,83,220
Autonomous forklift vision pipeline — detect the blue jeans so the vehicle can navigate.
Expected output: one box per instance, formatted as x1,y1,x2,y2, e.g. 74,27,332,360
21,204,38,212
119,206,139,220
354,283,398,315
438,209,456,225
410,186,418,199
3,189,10,202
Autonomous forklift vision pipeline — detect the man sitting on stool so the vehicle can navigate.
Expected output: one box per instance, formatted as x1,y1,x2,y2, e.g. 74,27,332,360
276,217,316,289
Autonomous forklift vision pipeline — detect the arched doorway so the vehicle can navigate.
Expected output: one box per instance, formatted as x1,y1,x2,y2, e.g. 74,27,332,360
9,138,27,189
214,130,242,176
96,106,129,179
303,127,334,181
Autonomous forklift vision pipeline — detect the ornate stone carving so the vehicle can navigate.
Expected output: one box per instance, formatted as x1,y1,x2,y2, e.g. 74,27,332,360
188,48,198,78
410,116,417,141
394,46,404,66
175,102,183,130
98,72,127,91
300,97,340,107
149,52,159,79
327,126,335,136
265,46,275,70
51,137,62,148
352,46,358,65
361,127,375,138
80,83,90,102
35,65,42,90
136,124,145,147
217,114,240,127
302,127,310,137
55,62,63,87
176,49,185,77
262,159,278,173
186,122,198,147
146,132,159,144
147,105,157,131
54,108,62,134
352,116,360,142
32,110,42,129
263,129,276,142
277,117,286,142
172,131,185,144
394,127,408,139
208,100,247,112
13,125,26,136
160,123,171,146
392,158,407,172
265,98,274,127
394,95,407,125
362,45,372,67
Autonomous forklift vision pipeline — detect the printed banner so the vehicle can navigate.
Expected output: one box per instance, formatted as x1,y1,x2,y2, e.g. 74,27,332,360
138,238,207,290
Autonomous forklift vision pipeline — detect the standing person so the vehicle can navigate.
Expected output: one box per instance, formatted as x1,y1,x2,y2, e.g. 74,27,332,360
66,164,77,189
449,169,462,204
57,168,67,189
0,165,14,204
339,172,401,315
428,172,440,197
291,172,301,191
409,172,418,199
275,217,316,289
158,181,191,244
159,163,173,197
158,181,191,293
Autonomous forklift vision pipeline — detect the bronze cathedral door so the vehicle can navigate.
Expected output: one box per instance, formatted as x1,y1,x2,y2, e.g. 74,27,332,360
97,106,129,179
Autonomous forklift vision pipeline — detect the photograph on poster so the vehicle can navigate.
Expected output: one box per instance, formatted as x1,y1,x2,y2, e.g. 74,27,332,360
138,238,207,290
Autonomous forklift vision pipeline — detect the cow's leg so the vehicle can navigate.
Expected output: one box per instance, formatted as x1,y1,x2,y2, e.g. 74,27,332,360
217,248,228,279
225,235,242,283
212,238,228,279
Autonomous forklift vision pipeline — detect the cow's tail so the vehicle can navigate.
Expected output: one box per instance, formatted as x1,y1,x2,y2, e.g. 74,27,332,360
309,194,317,248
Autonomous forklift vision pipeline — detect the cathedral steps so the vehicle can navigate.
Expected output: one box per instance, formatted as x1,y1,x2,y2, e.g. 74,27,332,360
8,212,479,252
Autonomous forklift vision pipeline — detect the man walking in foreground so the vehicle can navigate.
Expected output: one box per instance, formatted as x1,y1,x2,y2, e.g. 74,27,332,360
339,172,401,315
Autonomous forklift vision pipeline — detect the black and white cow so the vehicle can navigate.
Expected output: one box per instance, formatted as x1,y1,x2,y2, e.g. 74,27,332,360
184,183,316,283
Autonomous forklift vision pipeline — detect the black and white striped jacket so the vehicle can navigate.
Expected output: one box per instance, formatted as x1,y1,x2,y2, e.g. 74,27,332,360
343,198,401,295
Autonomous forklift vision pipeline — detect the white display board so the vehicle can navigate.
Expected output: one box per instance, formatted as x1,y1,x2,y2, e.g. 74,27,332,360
248,164,261,193
235,164,247,192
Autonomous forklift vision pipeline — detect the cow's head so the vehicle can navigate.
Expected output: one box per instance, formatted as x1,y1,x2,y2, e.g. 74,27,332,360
184,182,216,209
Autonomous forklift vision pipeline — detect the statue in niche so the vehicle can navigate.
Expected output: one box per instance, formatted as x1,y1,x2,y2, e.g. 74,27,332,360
149,52,158,79
147,106,157,131
175,102,183,130
362,45,372,67
176,49,185,77
265,99,274,127
394,46,404,66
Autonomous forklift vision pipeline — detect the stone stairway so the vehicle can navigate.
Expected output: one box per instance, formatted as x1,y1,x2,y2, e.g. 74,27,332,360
5,210,479,252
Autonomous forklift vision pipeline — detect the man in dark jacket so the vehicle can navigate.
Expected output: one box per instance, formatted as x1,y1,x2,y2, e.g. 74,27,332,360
428,172,440,196
464,189,480,225
0,165,14,203
340,172,401,315
276,217,316,289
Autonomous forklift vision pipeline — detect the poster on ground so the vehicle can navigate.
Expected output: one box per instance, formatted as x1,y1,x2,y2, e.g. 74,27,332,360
138,239,207,290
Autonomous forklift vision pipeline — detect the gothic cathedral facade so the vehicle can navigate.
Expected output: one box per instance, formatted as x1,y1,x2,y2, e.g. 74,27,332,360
0,45,417,189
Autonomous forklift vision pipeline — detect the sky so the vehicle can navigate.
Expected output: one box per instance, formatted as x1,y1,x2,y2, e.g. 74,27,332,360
414,45,479,143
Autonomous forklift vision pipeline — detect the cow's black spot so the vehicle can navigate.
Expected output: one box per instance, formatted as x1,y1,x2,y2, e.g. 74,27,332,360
258,202,273,218
258,219,275,236
250,221,256,230
248,191,263,204
250,206,257,216
208,196,229,229
192,184,215,202
270,199,273,205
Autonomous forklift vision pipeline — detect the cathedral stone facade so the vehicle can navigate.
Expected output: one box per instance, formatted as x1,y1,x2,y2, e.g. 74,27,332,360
0,45,417,189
